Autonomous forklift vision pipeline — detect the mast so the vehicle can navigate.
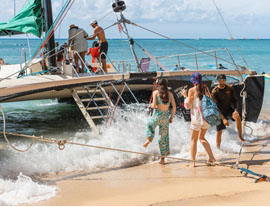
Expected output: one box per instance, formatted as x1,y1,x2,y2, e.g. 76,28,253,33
43,0,56,67
112,0,141,72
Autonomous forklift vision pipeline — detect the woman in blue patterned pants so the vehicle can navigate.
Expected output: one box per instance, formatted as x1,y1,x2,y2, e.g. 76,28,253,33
143,79,176,164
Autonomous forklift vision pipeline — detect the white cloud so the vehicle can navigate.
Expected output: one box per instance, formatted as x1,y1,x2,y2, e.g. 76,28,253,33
0,0,269,38
56,0,270,26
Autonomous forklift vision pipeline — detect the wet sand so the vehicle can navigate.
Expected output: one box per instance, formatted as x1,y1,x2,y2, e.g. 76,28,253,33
30,133,270,206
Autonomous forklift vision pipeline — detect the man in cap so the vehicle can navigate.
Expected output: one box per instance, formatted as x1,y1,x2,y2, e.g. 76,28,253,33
88,20,108,73
211,74,245,149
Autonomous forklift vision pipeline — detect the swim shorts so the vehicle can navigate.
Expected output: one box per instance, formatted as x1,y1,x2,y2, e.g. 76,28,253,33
216,108,235,131
100,42,108,59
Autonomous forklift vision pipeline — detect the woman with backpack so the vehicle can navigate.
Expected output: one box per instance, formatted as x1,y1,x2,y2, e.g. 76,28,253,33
181,72,216,167
143,78,176,165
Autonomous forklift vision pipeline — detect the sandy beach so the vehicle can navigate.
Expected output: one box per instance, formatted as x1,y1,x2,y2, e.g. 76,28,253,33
29,131,270,206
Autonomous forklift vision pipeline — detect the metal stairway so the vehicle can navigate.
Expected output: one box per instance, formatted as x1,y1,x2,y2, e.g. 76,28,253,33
71,83,114,135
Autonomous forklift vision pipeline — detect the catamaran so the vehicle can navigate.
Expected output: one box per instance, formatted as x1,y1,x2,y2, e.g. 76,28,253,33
0,0,265,134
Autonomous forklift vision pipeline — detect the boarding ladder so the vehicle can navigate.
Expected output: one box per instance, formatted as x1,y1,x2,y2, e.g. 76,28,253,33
70,51,139,134
71,83,114,135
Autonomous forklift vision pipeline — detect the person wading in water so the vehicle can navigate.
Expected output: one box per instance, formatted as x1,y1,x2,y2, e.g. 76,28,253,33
143,79,176,165
211,74,245,149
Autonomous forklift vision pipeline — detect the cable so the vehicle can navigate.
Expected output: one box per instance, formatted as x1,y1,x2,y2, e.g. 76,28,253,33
0,70,21,82
211,0,249,69
97,10,114,22
130,21,247,71
0,129,230,166
0,105,34,152
57,0,65,43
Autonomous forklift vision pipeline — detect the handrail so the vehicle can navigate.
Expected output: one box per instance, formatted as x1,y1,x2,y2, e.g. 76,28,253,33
99,52,120,74
111,48,234,72
20,48,27,74
72,50,93,76
154,48,228,59
100,52,139,104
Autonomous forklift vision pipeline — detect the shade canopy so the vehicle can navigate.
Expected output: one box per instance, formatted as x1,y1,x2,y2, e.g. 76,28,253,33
0,0,43,37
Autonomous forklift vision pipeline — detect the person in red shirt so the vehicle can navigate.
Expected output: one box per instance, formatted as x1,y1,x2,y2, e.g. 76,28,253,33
87,41,100,72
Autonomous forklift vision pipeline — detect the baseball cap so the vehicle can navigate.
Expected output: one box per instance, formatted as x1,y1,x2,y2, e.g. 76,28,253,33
217,74,226,80
90,19,98,25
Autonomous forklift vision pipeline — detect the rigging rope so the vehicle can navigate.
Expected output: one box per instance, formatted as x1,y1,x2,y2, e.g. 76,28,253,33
129,21,247,72
57,0,65,43
34,22,118,67
119,29,169,71
28,0,74,63
97,10,114,22
211,0,249,69
0,70,21,82
109,81,126,126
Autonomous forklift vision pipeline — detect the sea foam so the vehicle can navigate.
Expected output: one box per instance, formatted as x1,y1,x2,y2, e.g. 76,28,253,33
0,103,270,205
0,173,56,206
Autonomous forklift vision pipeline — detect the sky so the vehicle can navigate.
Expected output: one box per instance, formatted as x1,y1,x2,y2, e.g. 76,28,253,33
0,0,270,39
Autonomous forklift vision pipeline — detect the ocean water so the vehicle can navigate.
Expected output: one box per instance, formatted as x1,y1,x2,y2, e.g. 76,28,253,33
0,38,270,205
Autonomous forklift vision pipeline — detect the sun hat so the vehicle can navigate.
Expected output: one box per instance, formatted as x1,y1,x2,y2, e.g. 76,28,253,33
69,24,76,29
190,72,202,85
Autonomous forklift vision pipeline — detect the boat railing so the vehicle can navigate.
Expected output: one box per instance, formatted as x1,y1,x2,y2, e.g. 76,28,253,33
112,48,238,73
72,50,94,76
20,48,27,74
100,52,120,74
100,52,139,104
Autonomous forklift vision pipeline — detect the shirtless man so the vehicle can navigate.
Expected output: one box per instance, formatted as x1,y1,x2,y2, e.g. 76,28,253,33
211,74,245,149
88,20,108,73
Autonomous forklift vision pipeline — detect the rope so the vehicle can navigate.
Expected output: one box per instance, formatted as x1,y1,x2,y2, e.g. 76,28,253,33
105,82,114,125
0,105,34,152
0,70,21,82
0,129,230,166
234,142,244,168
0,104,254,169
120,28,169,71
129,21,247,71
97,10,114,22
20,16,117,77
0,103,231,167
19,0,75,76
34,22,117,67
211,0,249,69
57,0,65,43
108,81,126,126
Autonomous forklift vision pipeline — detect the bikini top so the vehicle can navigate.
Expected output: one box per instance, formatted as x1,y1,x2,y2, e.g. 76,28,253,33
157,93,171,106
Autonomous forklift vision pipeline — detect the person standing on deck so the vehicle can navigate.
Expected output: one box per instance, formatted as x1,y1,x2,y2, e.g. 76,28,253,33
88,20,108,73
68,24,88,73
181,72,216,167
143,79,176,165
211,74,245,149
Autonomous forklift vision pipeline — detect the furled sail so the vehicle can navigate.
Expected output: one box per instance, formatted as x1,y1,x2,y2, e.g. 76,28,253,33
0,0,44,37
